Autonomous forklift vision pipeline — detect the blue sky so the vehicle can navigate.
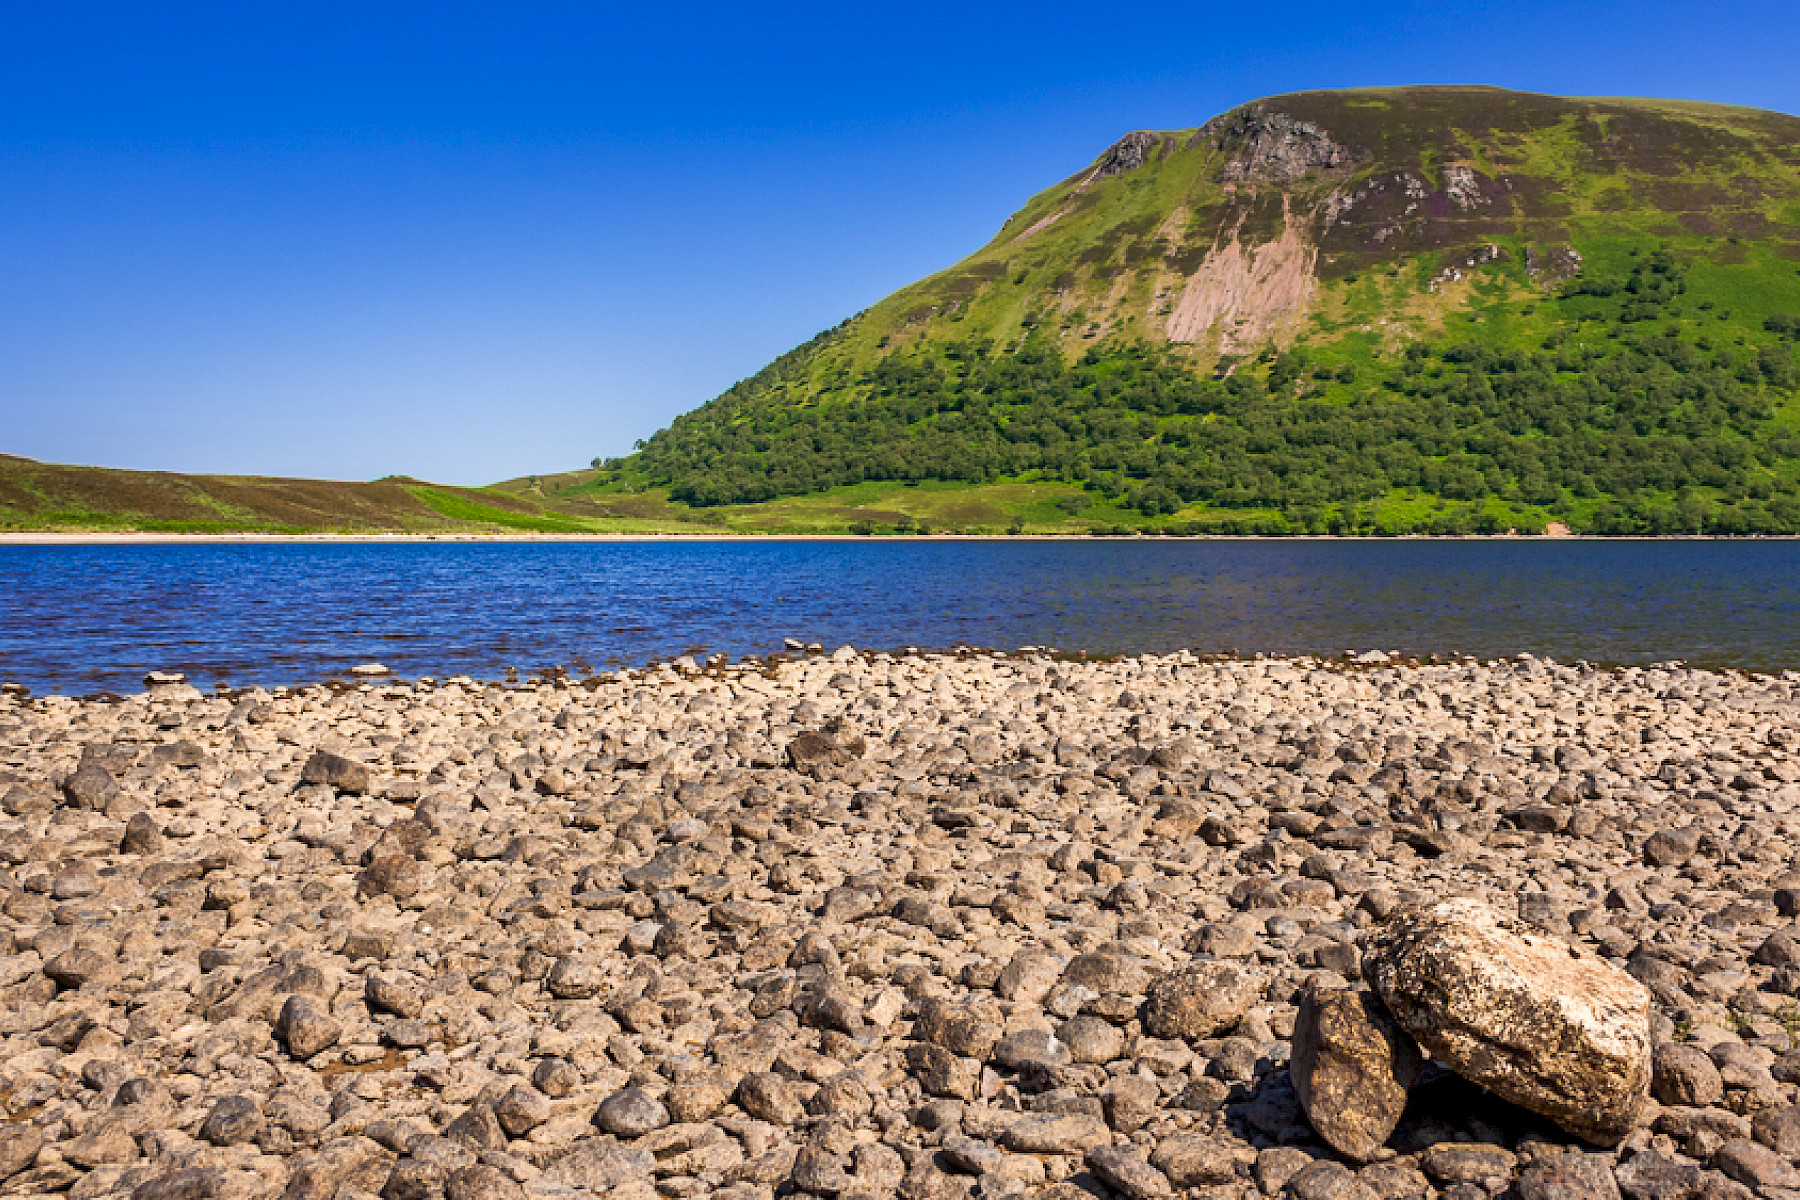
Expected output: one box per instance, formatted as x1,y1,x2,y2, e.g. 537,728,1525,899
4,1,1799,485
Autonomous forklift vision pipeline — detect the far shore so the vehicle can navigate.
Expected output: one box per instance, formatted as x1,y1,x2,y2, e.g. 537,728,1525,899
1,529,1797,546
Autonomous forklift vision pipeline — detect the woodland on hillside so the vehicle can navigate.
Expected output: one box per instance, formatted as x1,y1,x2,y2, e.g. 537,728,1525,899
621,252,1800,536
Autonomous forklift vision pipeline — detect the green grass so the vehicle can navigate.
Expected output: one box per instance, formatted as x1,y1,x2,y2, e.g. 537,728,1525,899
404,487,598,532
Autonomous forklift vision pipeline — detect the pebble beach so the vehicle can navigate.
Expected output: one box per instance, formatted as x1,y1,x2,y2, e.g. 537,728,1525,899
2,648,1799,1200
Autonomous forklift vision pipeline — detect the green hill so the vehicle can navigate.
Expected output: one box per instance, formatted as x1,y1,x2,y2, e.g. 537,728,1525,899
569,86,1800,535
0,455,648,534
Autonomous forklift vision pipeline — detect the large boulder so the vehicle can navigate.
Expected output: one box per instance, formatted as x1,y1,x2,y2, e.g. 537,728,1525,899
1289,985,1423,1160
1363,898,1651,1145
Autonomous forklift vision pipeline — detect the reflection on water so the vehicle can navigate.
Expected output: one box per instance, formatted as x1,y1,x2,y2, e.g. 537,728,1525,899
3,539,1798,691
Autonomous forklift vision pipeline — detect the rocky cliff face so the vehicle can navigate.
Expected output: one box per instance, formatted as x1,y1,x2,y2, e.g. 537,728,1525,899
1197,106,1355,183
1096,131,1161,178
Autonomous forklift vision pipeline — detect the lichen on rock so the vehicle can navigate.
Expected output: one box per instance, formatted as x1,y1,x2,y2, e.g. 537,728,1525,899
1363,898,1654,1145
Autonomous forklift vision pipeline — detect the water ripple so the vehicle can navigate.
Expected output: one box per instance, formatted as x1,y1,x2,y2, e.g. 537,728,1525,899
2,539,1798,691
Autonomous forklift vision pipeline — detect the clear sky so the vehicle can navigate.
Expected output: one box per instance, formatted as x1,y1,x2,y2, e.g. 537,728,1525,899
4,1,1799,485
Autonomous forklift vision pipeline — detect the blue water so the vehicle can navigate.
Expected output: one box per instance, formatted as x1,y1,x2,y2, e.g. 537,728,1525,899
2,539,1798,692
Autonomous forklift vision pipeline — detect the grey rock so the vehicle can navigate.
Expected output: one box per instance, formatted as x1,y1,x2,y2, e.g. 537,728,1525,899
1419,1143,1517,1187
1086,1146,1174,1200
1286,1161,1377,1200
282,1134,394,1199
1257,1147,1324,1196
44,945,109,988
792,1145,855,1195
364,973,424,1018
532,1057,580,1099
787,730,863,777
906,1042,979,1100
594,1088,668,1138
120,812,164,855
1102,1074,1162,1134
1751,1105,1800,1155
544,955,604,999
1643,828,1701,868
994,950,1064,1003
0,1126,45,1183
1059,1014,1126,1064
1753,928,1800,967
1713,1140,1800,1190
491,1084,551,1137
1000,1112,1110,1154
1514,1155,1622,1200
198,1095,264,1146
300,749,372,793
735,1072,805,1126
992,1028,1070,1071
1064,950,1154,996
275,994,341,1060
446,1164,525,1200
940,1135,1003,1174
441,1103,506,1153
915,996,1004,1061
131,1168,230,1200
544,1138,654,1191
1358,1162,1431,1200
63,764,119,810
358,854,422,901
1653,1043,1725,1107
1149,1132,1240,1187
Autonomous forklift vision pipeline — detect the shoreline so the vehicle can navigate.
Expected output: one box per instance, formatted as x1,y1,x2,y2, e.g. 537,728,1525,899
4,529,1799,546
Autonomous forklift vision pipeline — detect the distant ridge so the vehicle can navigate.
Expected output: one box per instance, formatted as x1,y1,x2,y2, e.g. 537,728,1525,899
0,456,608,534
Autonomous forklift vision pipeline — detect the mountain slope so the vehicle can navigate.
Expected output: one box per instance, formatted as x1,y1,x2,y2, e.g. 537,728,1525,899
585,86,1800,534
0,455,634,534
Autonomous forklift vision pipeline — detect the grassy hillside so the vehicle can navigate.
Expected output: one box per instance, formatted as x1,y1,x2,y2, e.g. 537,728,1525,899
0,455,618,535
575,86,1800,535
0,453,1128,537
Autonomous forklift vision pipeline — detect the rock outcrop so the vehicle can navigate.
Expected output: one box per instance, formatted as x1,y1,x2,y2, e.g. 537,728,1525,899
1196,106,1355,183
1097,131,1160,177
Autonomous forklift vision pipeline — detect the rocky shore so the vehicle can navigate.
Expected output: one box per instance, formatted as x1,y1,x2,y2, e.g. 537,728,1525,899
2,649,1799,1200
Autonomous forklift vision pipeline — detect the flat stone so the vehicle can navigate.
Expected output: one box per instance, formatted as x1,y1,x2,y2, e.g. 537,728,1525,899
1086,1146,1174,1200
1000,1112,1110,1154
1513,1154,1622,1200
1419,1143,1518,1187
1149,1132,1241,1187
